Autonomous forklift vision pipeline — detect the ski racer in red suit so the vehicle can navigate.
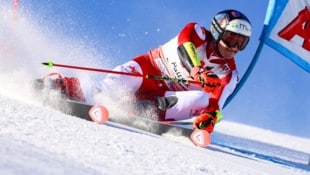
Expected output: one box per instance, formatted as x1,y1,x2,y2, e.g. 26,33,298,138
101,9,252,133
36,9,252,134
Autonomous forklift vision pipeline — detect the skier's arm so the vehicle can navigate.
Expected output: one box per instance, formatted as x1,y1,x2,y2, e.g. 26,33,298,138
177,23,207,71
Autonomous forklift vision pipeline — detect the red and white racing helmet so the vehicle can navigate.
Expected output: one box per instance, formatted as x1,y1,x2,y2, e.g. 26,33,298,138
210,9,252,50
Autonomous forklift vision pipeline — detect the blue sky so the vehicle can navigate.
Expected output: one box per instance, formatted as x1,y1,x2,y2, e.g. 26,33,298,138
19,0,310,138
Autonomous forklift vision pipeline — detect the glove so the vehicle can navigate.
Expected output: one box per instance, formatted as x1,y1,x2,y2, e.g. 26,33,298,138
193,112,217,133
190,67,221,93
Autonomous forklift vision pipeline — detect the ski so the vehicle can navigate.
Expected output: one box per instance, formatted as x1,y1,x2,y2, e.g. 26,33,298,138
48,99,210,147
89,105,211,147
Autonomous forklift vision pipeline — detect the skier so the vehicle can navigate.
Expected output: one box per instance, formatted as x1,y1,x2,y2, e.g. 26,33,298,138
100,9,252,133
38,9,252,134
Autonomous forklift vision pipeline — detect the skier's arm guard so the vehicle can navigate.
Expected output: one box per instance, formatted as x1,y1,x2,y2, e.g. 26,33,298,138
177,42,201,72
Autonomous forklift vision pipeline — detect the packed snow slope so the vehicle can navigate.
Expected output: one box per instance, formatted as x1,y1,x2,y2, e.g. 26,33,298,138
1,91,310,175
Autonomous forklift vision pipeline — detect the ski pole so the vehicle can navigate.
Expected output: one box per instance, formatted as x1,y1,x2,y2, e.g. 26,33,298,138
42,61,201,85
42,61,143,77
146,75,200,85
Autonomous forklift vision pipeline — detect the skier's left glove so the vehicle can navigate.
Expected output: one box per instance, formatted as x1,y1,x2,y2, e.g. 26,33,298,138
190,67,221,93
193,110,223,133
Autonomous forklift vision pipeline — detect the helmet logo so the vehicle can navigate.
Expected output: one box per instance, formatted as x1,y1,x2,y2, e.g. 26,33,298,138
230,22,250,32
226,19,252,37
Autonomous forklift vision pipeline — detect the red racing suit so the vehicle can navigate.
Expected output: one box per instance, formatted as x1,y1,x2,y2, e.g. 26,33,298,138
103,22,239,121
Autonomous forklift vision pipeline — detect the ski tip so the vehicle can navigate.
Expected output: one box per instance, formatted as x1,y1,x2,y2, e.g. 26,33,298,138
190,129,211,147
88,105,109,124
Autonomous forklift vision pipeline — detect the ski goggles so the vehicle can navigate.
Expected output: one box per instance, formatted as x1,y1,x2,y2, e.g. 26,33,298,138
220,31,250,51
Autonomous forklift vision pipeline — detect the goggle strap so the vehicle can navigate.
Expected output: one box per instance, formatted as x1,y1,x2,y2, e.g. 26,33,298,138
212,17,224,36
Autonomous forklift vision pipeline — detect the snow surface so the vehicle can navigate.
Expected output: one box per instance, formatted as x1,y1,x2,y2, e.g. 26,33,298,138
1,90,310,175
1,2,310,175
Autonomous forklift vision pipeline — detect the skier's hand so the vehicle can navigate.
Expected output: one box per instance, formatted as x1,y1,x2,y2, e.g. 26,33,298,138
190,67,221,93
199,71,221,93
193,112,217,133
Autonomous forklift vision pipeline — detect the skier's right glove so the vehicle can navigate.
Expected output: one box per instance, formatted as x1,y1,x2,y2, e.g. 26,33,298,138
193,112,218,133
190,67,221,93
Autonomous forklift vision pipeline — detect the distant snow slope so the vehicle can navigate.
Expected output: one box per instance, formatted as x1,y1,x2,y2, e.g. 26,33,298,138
1,94,309,175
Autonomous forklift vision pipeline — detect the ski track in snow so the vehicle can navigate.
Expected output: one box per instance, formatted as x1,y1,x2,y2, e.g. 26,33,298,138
1,94,310,175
